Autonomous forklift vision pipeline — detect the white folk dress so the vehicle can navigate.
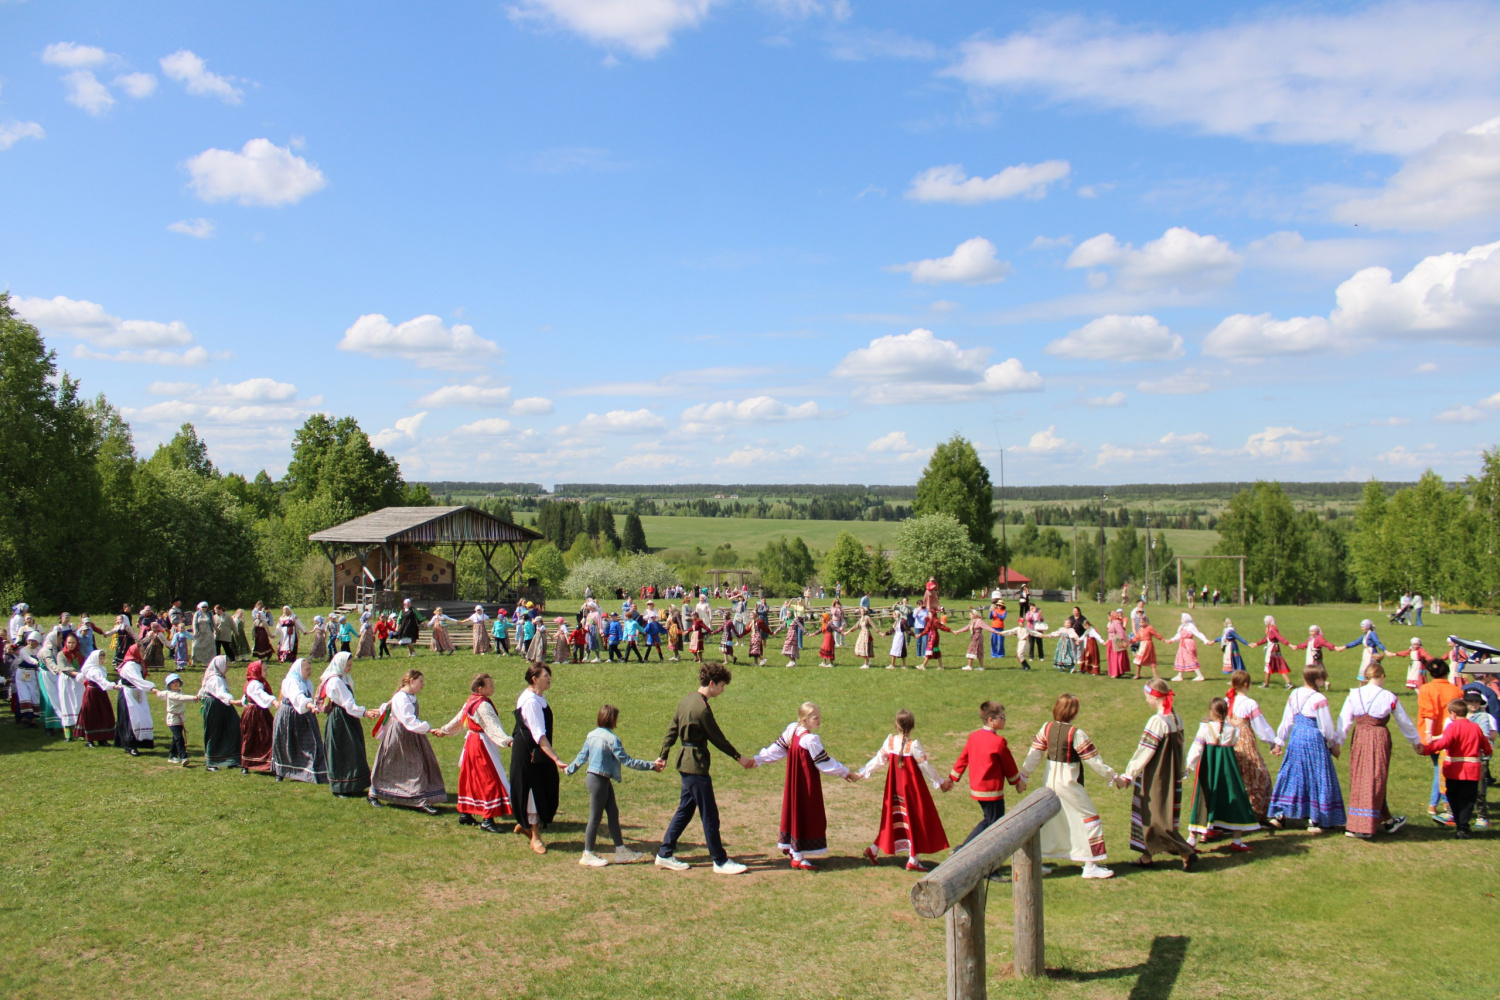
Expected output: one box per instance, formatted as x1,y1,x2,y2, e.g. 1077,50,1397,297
1017,723,1119,862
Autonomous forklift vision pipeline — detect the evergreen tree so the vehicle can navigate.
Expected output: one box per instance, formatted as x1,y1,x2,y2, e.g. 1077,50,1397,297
913,435,997,587
622,512,648,553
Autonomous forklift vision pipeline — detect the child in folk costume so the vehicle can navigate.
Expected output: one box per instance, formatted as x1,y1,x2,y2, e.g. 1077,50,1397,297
1213,619,1250,674
10,631,42,726
753,702,859,871
239,660,279,775
917,613,953,671
1129,616,1165,680
354,613,376,659
110,614,135,667
368,669,448,813
169,622,191,671
309,616,328,661
336,615,356,654
950,701,1024,846
1167,613,1211,682
1462,690,1495,830
859,710,951,871
773,615,804,668
524,611,549,664
565,703,658,866
747,615,769,666
1078,617,1102,675
277,607,304,663
882,615,911,669
1106,610,1131,678
554,617,572,665
1016,694,1123,878
155,672,195,765
1225,670,1278,822
1290,625,1340,677
1120,680,1198,870
666,613,683,662
1250,615,1292,689
722,614,743,664
1335,660,1421,838
1049,615,1082,673
851,608,876,669
816,613,840,667
465,606,492,656
687,613,710,664
642,615,666,662
438,672,515,834
1394,637,1437,692
428,608,457,655
375,614,394,658
954,608,995,671
1183,697,1260,851
1269,664,1346,832
1340,619,1387,684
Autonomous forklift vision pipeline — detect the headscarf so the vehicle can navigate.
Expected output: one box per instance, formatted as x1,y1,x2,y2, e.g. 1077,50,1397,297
198,654,228,695
78,650,109,686
244,659,269,697
1360,619,1374,630
281,658,313,701
122,642,145,670
1181,612,1193,625
1308,625,1321,635
1145,679,1174,716
317,651,352,701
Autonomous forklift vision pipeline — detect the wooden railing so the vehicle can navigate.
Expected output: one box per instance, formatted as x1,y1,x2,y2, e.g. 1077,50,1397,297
909,788,1061,998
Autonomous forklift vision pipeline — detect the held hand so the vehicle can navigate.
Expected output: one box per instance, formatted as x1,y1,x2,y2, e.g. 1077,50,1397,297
1014,778,1027,793
739,756,757,769
654,760,666,772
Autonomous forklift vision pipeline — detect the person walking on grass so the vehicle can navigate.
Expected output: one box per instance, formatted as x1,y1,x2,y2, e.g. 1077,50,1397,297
1015,694,1123,880
1268,664,1346,834
1336,660,1421,839
1183,697,1261,853
1422,699,1493,838
1417,660,1466,825
512,664,565,854
859,709,951,872
654,662,757,875
949,701,1024,847
1130,616,1165,680
751,701,860,872
438,672,513,833
1120,680,1198,871
368,669,448,814
567,703,661,867
396,599,422,658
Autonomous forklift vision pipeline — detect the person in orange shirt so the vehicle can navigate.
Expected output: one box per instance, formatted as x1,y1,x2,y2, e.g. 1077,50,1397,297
1417,659,1467,824
1131,615,1165,680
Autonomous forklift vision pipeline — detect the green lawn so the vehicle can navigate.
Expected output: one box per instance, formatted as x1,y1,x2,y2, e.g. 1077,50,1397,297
3,600,1494,999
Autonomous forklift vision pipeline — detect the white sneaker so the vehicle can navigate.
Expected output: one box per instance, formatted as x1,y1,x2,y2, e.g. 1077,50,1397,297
1081,862,1114,879
654,855,690,871
712,860,748,875
579,851,609,867
614,847,646,864
962,665,973,671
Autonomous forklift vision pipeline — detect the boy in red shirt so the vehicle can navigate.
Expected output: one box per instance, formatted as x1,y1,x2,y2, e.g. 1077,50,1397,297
949,701,1025,845
374,614,393,659
1424,698,1495,839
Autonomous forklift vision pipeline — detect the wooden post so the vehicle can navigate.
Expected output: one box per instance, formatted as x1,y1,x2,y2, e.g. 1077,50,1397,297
1176,556,1182,607
1239,556,1246,605
1011,833,1044,978
945,880,987,1000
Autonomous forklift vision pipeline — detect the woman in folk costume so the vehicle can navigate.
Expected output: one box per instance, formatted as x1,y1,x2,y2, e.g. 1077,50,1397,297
198,655,242,772
76,649,118,747
309,616,328,661
523,610,548,664
232,609,251,660
113,645,156,756
139,622,167,671
251,602,275,659
917,612,954,671
40,630,84,739
1393,637,1437,692
858,709,951,872
437,672,514,833
355,612,377,659
1015,693,1124,879
511,663,565,854
395,599,423,657
191,602,216,667
10,631,42,726
816,613,839,667
1289,624,1339,674
368,669,448,813
1339,618,1386,684
747,614,769,667
882,614,911,669
553,617,571,665
1120,679,1198,870
464,606,492,656
273,658,327,784
773,614,803,668
1212,618,1251,674
1249,615,1292,689
1226,670,1277,822
1167,613,1212,682
428,607,457,655
1129,615,1165,680
1336,659,1422,839
687,611,710,664
1105,610,1131,678
1078,616,1102,675
1268,663,1346,832
276,606,304,663
109,614,135,666
239,660,279,775
1183,697,1260,851
753,702,859,871
720,613,741,664
851,608,876,669
318,652,378,797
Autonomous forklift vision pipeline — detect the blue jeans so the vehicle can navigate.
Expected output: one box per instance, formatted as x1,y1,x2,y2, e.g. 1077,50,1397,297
990,633,1006,658
659,773,727,865
1414,609,1424,627
916,634,928,657
1431,755,1448,810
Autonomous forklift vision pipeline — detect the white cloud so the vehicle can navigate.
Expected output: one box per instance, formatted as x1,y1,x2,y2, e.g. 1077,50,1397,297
1082,391,1127,408
1135,370,1212,395
713,444,808,467
1066,227,1240,293
114,72,157,98
1244,426,1340,462
0,121,45,150
510,396,554,416
943,4,1500,155
1013,425,1080,456
125,378,314,426
75,346,211,367
15,295,199,355
1244,231,1391,277
905,161,1070,204
890,237,1010,285
338,314,501,370
868,431,912,453
680,396,820,426
148,377,298,403
160,50,243,104
415,382,513,408
508,0,718,58
828,29,938,62
1435,405,1488,423
457,417,514,435
1031,235,1073,249
63,71,114,115
1046,314,1182,362
167,218,215,239
1202,314,1350,359
1330,240,1500,342
1093,430,1221,468
42,42,108,69
1416,362,1439,373
832,328,1043,404
370,412,427,449
186,139,327,206
1378,443,1479,469
1483,392,1500,410
564,409,667,434
1333,117,1500,230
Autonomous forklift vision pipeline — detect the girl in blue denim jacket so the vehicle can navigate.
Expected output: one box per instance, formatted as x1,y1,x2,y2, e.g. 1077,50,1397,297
565,704,663,867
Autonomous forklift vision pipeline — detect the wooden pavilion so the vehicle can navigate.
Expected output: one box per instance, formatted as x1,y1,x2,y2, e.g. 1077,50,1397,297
309,506,544,609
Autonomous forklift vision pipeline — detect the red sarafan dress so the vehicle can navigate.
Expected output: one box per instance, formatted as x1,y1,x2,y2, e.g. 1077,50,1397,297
239,660,276,772
859,733,949,856
754,722,851,860
453,693,513,820
819,622,837,663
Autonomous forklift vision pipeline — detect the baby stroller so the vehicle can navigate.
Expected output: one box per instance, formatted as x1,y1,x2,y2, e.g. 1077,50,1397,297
1388,601,1413,625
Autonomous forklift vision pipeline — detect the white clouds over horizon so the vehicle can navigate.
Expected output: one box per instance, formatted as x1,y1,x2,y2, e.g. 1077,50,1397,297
833,328,1042,404
15,294,212,366
338,314,501,370
1046,314,1182,362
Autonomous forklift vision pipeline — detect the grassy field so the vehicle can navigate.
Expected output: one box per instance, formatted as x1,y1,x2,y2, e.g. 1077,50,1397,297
3,600,1495,1000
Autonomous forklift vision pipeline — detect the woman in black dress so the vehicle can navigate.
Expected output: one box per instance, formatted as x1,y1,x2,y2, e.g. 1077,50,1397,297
510,663,564,854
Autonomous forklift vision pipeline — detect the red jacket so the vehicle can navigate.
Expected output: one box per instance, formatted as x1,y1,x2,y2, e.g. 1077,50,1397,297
1426,717,1494,782
948,728,1019,801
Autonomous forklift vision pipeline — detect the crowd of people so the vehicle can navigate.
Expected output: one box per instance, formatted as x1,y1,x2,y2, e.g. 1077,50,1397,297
5,578,1495,874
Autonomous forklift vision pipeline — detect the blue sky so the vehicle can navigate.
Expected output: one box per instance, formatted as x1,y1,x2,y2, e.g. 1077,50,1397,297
3,1,1500,486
